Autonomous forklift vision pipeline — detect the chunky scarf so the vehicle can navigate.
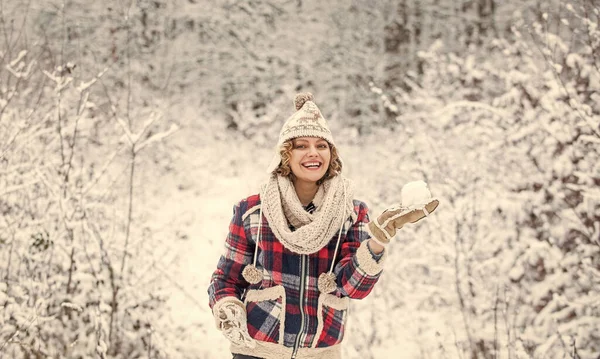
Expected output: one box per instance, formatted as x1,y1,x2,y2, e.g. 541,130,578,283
261,174,356,255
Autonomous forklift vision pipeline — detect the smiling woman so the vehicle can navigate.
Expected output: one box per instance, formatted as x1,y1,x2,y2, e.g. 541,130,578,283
207,92,439,359
277,138,342,186
273,137,344,206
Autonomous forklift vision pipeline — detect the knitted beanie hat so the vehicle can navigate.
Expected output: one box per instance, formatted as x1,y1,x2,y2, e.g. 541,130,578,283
266,93,335,173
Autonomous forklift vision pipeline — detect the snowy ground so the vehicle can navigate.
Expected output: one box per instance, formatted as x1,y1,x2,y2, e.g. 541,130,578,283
141,128,268,358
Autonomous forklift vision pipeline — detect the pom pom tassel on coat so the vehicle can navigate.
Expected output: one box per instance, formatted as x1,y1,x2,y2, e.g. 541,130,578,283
317,272,337,294
242,264,263,285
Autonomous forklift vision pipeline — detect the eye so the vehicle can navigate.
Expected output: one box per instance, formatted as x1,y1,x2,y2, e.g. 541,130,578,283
294,144,306,149
317,144,328,149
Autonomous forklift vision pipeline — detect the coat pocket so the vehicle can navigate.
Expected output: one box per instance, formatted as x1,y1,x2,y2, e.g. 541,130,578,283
314,293,349,347
244,285,286,344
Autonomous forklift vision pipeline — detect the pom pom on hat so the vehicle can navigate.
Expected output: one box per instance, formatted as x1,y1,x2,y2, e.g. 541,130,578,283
279,92,333,146
266,92,336,173
294,92,314,110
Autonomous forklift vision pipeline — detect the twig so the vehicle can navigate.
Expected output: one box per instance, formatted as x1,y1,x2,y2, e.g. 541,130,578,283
147,327,152,358
65,228,75,295
120,147,136,277
493,284,499,359
1,215,16,288
454,221,475,357
503,286,514,359
0,180,41,197
570,337,580,359
0,313,39,351
81,143,126,196
581,3,600,76
125,0,133,125
528,26,600,139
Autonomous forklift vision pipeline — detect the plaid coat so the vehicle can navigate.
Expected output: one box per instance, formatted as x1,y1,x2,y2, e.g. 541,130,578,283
208,194,386,359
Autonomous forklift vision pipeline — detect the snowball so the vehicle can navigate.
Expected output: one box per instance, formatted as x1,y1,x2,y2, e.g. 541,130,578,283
401,180,433,208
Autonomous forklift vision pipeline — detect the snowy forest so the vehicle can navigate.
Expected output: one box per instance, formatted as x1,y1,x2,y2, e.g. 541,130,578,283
0,0,599,358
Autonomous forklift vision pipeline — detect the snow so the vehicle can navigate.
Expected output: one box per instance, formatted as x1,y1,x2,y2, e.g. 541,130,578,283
0,1,599,358
400,180,433,208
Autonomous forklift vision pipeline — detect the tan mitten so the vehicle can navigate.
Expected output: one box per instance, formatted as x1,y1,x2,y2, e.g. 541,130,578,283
368,181,440,245
213,299,256,348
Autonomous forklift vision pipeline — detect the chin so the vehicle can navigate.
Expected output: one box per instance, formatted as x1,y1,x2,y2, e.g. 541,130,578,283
295,172,326,184
307,173,327,183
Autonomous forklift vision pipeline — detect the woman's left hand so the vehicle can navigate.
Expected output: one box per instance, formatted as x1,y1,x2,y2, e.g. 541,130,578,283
368,199,439,245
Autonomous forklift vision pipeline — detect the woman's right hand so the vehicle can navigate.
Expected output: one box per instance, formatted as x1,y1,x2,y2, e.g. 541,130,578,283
215,300,256,348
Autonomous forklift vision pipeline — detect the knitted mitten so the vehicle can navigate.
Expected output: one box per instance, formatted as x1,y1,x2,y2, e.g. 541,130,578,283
368,181,440,245
213,299,256,348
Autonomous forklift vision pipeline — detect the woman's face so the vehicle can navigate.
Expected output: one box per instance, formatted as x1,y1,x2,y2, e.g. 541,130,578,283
289,137,331,186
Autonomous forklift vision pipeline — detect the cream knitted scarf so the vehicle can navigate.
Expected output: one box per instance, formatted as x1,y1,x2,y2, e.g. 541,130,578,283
261,174,356,255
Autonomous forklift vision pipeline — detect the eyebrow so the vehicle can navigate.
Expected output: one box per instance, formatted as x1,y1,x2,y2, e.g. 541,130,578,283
295,138,326,143
293,139,328,147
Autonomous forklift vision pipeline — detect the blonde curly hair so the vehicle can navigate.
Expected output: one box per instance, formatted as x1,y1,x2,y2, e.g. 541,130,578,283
274,138,342,185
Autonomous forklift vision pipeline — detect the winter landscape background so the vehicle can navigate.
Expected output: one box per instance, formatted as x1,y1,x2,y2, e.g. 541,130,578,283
0,0,599,358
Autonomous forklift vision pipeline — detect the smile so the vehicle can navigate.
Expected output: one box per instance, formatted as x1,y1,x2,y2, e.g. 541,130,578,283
302,161,322,170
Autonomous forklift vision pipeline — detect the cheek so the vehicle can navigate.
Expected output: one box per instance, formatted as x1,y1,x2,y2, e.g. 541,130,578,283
323,150,332,164
290,151,301,164
289,152,303,170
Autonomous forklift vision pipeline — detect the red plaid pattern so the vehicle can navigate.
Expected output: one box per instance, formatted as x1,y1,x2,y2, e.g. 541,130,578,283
208,194,383,350
317,305,347,347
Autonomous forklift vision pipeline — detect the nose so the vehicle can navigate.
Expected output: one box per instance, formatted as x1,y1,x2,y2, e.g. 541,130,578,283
307,144,318,156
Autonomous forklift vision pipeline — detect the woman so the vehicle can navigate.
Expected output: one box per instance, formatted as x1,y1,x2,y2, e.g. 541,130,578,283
207,93,439,359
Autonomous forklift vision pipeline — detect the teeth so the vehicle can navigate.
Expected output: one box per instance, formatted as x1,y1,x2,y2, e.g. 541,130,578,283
303,162,320,168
